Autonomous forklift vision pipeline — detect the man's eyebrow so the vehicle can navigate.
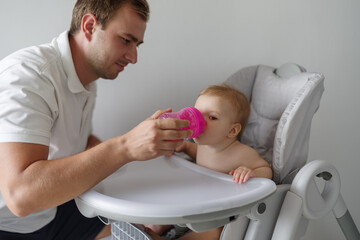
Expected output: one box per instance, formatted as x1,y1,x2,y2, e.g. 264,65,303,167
125,33,144,45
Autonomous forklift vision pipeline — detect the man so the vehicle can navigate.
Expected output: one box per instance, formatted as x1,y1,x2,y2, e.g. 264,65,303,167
0,0,191,239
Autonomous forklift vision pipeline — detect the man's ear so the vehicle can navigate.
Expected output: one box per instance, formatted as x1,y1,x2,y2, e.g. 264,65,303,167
81,14,98,41
228,123,241,138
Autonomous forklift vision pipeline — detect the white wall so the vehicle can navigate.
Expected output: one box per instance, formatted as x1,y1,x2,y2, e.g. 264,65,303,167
1,0,359,239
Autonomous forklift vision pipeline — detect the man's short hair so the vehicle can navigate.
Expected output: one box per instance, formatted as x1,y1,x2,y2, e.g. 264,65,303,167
69,0,149,36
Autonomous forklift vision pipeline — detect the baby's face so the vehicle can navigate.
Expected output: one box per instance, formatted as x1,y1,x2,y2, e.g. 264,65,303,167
194,94,236,145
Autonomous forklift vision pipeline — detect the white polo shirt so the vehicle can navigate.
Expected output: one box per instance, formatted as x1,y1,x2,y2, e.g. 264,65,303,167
0,31,97,233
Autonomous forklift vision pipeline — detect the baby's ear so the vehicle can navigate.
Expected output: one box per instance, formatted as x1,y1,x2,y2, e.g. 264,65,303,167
228,123,241,138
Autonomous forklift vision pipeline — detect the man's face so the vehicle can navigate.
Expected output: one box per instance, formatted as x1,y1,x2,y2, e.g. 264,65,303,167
87,4,146,79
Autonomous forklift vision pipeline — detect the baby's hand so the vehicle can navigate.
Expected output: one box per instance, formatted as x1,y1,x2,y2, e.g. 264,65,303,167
229,166,255,184
164,140,188,157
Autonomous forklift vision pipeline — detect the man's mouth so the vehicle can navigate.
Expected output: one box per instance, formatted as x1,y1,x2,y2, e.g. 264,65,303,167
115,62,127,71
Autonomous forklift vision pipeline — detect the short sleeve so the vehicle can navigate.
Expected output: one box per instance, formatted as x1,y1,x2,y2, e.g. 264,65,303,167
0,63,58,146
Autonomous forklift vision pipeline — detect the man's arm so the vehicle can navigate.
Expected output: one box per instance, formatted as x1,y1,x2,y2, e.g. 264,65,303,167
0,110,192,217
0,141,118,217
86,134,102,150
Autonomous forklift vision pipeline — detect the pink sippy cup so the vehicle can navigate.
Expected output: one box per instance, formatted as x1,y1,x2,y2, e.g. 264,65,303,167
158,107,205,139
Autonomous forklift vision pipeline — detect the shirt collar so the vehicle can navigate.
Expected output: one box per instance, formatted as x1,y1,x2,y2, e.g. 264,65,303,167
55,31,90,94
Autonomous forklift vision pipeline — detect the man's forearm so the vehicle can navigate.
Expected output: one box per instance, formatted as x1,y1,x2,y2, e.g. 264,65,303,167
86,134,102,150
0,137,129,217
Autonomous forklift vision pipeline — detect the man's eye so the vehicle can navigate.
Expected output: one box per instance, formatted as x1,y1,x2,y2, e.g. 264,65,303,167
120,37,131,44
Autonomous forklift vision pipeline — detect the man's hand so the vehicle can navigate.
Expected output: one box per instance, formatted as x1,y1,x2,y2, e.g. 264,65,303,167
121,109,193,161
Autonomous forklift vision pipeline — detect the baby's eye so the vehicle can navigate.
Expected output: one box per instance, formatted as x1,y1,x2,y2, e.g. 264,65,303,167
209,116,218,120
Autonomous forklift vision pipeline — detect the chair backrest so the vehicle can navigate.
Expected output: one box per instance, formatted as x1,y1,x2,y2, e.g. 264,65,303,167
224,64,324,183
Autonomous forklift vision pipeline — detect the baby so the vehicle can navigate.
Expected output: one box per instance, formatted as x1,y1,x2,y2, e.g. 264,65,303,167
146,84,272,240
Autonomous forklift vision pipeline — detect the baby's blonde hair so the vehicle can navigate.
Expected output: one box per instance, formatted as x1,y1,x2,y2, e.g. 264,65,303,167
199,84,250,137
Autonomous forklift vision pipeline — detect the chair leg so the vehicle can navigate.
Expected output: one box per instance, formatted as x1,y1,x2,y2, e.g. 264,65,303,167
333,195,360,240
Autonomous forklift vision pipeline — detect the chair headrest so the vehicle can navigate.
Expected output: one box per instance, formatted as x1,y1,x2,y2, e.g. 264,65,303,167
275,63,306,78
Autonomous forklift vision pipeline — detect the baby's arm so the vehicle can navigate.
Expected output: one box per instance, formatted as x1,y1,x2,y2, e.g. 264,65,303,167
252,162,273,179
229,147,272,184
175,140,197,160
230,161,272,184
229,166,255,184
229,162,272,184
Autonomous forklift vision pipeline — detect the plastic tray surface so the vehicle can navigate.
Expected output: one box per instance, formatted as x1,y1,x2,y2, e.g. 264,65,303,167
76,155,276,224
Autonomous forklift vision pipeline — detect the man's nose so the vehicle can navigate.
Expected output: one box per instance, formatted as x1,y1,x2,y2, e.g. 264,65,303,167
124,46,138,64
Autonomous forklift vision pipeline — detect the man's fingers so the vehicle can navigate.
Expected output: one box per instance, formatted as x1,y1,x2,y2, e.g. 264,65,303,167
159,138,185,151
149,108,172,120
155,118,189,130
160,129,192,140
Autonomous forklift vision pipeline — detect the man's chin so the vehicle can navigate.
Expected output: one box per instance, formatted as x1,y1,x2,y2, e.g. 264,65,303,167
100,71,121,80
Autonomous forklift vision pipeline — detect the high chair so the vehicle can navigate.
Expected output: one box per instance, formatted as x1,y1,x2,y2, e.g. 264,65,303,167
75,63,360,240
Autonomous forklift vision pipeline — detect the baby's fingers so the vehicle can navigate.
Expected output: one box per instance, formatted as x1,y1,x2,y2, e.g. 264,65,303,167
232,169,251,184
238,171,247,184
232,170,242,183
242,172,251,183
241,171,256,184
